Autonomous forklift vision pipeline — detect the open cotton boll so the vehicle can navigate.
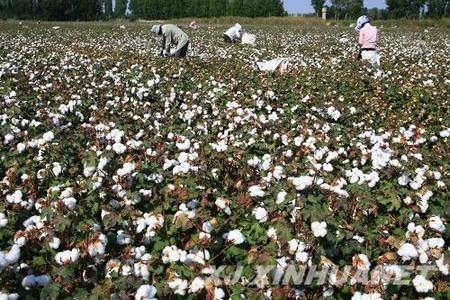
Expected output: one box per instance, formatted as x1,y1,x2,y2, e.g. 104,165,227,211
162,245,185,264
311,221,327,237
427,238,445,249
62,197,77,210
248,185,265,197
112,142,127,154
117,162,135,176
352,254,371,270
176,138,191,150
214,287,225,300
397,243,418,261
189,276,205,293
290,176,314,190
116,230,132,245
276,191,287,204
0,213,8,228
428,216,445,232
351,292,382,300
252,207,268,223
83,163,96,178
52,162,62,177
224,229,245,245
55,248,80,265
0,292,19,300
42,131,54,143
4,245,20,265
134,284,157,300
168,278,189,296
6,190,22,204
21,274,51,289
327,106,341,121
88,234,108,257
412,275,433,293
48,237,61,249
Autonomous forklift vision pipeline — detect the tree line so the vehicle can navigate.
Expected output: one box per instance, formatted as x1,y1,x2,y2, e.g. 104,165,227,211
311,0,449,19
0,0,448,20
0,0,286,20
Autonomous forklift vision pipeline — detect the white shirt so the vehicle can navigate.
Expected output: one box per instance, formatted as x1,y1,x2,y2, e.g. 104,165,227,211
224,25,242,41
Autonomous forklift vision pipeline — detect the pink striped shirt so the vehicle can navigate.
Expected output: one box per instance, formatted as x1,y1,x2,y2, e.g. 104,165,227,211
359,24,378,49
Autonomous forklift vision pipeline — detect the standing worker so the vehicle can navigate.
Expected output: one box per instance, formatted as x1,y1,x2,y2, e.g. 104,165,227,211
223,23,243,44
355,16,380,66
151,24,190,58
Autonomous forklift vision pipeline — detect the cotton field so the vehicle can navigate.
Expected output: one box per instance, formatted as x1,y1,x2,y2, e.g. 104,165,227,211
0,21,449,299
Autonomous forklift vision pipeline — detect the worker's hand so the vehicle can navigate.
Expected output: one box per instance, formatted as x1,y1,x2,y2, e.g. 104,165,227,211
162,50,170,57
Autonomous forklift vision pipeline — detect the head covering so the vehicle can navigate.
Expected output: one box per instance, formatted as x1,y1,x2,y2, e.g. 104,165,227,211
355,16,370,32
151,24,162,35
235,23,242,31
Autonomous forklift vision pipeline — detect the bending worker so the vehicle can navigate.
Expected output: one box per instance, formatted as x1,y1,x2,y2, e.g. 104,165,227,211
151,24,189,58
224,23,243,43
355,16,380,66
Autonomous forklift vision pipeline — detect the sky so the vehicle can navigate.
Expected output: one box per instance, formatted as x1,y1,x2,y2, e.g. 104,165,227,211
284,0,387,14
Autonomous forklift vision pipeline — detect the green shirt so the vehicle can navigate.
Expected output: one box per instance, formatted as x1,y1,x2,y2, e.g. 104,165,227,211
161,24,189,53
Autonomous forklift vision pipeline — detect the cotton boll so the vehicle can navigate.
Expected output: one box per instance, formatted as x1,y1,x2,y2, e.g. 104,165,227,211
428,216,445,232
351,292,382,300
352,254,371,270
276,191,287,204
189,276,205,293
0,213,8,228
248,185,265,197
48,237,61,249
52,162,62,177
62,197,77,210
168,278,188,296
83,164,96,178
427,238,444,249
42,131,54,142
213,287,225,300
176,139,191,150
435,256,449,275
224,229,245,245
6,191,22,204
112,142,126,154
55,248,80,265
117,162,135,176
252,207,268,223
290,176,314,190
135,284,157,300
397,243,418,261
412,275,433,293
4,245,20,265
311,221,327,237
295,251,309,263
116,230,132,245
17,142,26,153
88,234,108,257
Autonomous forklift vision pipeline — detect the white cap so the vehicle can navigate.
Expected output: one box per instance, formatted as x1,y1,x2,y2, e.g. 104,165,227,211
151,24,162,35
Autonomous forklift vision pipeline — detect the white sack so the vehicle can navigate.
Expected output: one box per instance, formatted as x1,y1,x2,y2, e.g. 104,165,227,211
241,33,257,45
256,58,290,74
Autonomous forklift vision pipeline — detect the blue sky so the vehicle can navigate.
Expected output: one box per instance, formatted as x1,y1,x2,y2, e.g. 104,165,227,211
284,0,387,14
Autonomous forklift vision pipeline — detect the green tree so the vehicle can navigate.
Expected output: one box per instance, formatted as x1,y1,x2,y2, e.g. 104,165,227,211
114,0,127,18
311,0,326,16
105,0,113,18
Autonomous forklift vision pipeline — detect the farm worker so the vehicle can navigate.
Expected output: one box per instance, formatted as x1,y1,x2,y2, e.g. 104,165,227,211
355,16,380,66
151,24,190,58
224,23,243,43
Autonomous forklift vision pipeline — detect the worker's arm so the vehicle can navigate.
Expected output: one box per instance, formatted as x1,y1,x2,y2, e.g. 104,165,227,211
358,31,364,46
164,31,172,52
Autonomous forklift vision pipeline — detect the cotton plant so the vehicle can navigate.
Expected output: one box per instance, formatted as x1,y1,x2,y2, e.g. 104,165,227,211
0,22,449,299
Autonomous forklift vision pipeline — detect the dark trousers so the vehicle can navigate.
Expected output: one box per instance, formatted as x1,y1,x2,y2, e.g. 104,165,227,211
173,42,189,58
223,34,232,43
